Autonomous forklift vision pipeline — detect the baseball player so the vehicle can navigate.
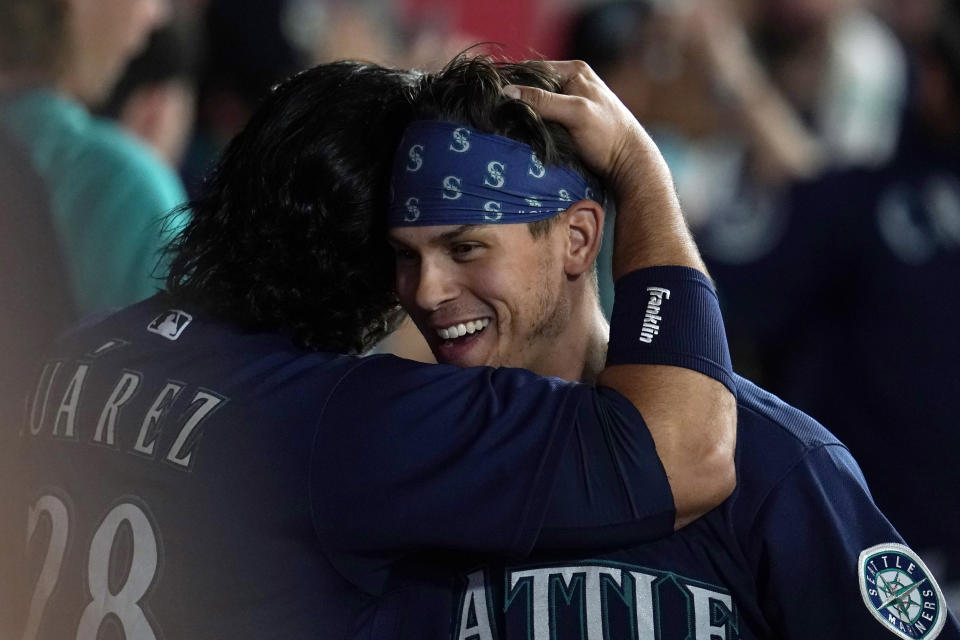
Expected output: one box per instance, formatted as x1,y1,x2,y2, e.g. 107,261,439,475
385,56,960,640
3,60,735,639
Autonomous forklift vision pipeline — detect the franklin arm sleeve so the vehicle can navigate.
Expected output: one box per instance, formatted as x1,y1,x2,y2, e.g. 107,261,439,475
606,266,734,394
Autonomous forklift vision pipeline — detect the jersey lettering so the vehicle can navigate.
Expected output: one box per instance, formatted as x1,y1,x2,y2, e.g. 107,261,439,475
134,382,184,456
455,571,495,640
22,494,69,640
93,371,142,446
166,390,225,469
877,174,960,264
23,358,228,474
508,565,622,640
52,364,88,439
23,495,161,640
458,561,740,640
29,362,62,436
77,502,159,639
686,584,736,640
630,571,657,640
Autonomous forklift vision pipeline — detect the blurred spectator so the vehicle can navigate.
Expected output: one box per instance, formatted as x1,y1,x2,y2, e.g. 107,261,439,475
569,0,906,213
0,122,74,442
296,0,402,65
181,0,308,194
301,0,472,72
99,20,200,169
706,0,960,611
568,0,958,608
0,122,76,638
400,0,568,60
0,0,187,316
566,0,907,316
686,0,908,284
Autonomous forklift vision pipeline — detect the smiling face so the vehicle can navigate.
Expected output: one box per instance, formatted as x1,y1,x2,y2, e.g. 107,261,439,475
389,222,572,371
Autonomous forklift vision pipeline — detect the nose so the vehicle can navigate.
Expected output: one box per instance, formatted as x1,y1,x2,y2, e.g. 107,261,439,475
412,258,460,312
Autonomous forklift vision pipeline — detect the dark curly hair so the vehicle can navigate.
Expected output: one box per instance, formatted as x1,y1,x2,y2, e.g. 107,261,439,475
409,55,601,236
164,61,418,353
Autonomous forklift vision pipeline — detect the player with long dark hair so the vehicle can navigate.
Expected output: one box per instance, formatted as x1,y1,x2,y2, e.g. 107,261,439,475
4,58,736,639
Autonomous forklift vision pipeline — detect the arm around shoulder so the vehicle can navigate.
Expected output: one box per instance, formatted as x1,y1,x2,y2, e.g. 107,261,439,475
507,60,737,528
598,365,736,528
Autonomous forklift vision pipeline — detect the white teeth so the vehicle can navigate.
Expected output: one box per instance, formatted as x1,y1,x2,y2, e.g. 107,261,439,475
435,318,490,340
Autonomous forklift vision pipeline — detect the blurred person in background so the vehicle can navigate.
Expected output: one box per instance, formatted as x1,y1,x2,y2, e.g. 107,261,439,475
688,0,908,271
571,0,958,611
181,0,469,199
706,0,960,613
567,0,905,212
181,0,311,194
0,0,187,317
99,20,200,169
566,0,906,319
0,124,76,640
0,0,181,630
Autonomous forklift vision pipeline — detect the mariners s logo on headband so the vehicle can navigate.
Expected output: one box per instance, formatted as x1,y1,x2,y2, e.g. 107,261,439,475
388,120,603,227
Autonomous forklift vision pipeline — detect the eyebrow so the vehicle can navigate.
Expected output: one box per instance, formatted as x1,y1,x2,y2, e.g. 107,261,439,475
388,224,483,249
435,225,481,244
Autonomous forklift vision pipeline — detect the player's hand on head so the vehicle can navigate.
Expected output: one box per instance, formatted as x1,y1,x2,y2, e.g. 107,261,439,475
502,60,655,196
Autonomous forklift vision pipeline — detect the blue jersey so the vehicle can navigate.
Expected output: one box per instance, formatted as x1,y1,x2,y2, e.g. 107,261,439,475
412,376,960,640
703,125,960,583
4,294,676,640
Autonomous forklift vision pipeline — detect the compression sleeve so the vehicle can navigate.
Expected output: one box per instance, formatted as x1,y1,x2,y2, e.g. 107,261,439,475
311,356,674,593
607,266,735,394
748,444,960,638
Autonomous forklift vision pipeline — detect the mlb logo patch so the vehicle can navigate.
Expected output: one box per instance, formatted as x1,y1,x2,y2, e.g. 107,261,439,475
147,310,193,341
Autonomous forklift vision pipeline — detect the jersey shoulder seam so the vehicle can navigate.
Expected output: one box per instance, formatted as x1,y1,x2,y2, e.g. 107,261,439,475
739,440,852,547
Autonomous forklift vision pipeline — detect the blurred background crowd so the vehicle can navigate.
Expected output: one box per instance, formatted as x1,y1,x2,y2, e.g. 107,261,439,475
1,0,958,613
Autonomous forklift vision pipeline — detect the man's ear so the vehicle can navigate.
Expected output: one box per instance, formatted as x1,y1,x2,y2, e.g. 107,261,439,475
562,199,605,277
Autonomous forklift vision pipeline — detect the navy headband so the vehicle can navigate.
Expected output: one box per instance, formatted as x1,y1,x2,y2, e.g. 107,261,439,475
388,120,602,227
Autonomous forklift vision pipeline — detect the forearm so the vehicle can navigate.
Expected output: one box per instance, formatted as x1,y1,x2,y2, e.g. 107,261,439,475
506,61,737,527
597,366,736,527
606,130,707,278
598,264,736,527
600,118,735,528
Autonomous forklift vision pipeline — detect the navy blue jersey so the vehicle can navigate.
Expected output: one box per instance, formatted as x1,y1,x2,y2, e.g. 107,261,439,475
4,294,676,640
409,376,959,640
702,127,960,584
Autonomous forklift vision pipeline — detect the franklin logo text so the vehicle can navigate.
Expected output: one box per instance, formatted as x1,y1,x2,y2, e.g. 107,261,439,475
639,287,670,344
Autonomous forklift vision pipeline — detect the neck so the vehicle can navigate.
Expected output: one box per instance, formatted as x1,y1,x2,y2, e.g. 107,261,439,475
533,283,609,383
578,305,609,383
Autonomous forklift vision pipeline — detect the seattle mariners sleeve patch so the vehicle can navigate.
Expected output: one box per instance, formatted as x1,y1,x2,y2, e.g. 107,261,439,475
859,543,947,639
